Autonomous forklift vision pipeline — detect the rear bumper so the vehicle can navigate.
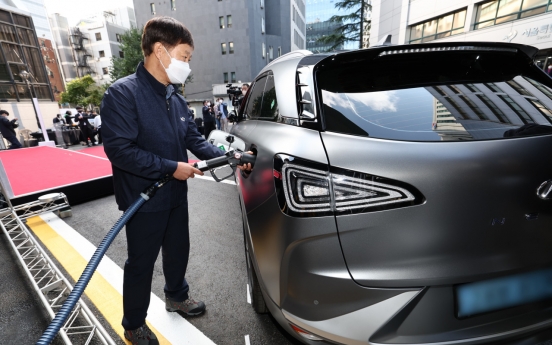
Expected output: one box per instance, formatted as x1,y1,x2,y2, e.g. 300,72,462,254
280,293,552,345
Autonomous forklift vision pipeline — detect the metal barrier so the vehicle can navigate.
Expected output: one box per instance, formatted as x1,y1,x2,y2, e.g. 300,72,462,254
0,188,116,345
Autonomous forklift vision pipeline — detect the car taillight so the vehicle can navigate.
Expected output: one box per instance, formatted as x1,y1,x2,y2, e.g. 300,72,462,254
289,323,323,341
274,154,423,217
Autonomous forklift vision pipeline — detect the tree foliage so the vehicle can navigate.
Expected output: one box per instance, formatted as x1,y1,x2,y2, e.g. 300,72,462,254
317,0,371,51
110,27,144,81
59,75,106,107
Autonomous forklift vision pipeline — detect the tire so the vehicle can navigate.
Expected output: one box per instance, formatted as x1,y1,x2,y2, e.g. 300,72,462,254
244,228,268,314
246,250,268,314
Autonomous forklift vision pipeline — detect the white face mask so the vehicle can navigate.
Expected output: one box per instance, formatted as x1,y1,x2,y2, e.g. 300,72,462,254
159,46,191,84
207,103,211,107
242,90,247,95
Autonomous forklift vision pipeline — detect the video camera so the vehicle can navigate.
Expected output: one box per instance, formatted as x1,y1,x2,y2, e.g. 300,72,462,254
226,83,244,107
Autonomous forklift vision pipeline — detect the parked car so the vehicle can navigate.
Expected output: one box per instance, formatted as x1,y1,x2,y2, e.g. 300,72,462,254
230,42,552,344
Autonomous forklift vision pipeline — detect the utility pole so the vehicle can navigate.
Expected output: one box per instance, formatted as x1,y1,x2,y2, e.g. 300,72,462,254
359,0,365,49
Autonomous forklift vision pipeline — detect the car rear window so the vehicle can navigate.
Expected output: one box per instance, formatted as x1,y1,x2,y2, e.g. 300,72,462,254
317,48,552,141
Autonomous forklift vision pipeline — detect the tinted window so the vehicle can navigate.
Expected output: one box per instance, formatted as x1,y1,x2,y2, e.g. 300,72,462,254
259,74,278,120
318,48,552,141
243,76,267,120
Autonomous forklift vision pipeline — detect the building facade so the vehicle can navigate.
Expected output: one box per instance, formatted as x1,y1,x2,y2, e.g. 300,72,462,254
75,18,127,85
132,0,303,100
306,0,345,52
371,0,552,70
0,7,58,133
49,13,77,83
38,37,64,102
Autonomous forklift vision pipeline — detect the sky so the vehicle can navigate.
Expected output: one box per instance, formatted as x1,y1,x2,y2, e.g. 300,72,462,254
43,0,134,26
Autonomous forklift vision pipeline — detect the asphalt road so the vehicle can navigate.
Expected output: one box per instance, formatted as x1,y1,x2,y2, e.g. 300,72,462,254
62,172,302,345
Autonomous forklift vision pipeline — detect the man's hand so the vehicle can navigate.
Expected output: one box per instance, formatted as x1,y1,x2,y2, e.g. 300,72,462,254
236,151,254,173
173,162,203,180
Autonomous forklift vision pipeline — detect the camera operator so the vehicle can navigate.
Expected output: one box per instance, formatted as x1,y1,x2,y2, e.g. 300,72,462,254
0,110,21,149
202,99,216,139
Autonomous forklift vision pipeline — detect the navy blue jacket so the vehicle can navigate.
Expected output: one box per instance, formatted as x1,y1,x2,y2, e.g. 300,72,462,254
101,62,224,212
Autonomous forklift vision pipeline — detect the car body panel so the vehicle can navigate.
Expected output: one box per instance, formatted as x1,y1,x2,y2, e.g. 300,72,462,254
321,131,552,287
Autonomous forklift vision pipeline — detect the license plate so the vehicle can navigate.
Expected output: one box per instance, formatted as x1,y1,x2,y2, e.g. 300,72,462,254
455,268,552,318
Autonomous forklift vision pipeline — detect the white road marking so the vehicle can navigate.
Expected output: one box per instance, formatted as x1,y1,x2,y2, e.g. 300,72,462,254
247,284,251,304
245,335,251,345
39,212,216,345
193,174,236,185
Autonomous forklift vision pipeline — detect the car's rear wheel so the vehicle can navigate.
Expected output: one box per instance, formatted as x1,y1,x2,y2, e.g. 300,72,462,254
244,231,268,314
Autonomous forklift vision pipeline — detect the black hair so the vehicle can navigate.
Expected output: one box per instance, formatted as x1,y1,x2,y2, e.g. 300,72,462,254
142,16,194,57
0,110,8,116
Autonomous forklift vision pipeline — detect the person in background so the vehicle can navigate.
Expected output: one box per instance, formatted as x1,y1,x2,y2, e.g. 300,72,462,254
0,110,22,149
202,99,216,139
53,114,66,126
217,98,229,132
213,100,221,130
74,106,96,146
64,110,74,126
93,111,102,144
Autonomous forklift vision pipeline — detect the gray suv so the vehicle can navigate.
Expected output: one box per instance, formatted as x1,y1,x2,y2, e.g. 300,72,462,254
231,42,552,344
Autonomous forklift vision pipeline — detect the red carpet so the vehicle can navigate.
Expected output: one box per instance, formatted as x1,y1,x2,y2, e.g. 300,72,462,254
0,146,112,197
79,146,200,164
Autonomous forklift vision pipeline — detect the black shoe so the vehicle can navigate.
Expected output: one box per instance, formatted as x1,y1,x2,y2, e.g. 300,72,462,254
124,324,159,345
165,296,206,316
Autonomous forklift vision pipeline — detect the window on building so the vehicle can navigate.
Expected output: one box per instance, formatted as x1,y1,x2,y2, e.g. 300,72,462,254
171,0,176,11
525,77,552,100
224,72,228,83
221,42,227,55
262,18,265,34
95,32,102,41
229,42,234,54
506,80,533,96
102,67,108,75
476,94,511,123
269,46,273,60
99,50,105,58
231,71,236,83
262,42,265,58
150,3,156,15
119,51,124,58
474,0,551,30
528,98,552,120
116,33,121,42
409,8,466,43
485,83,503,93
219,16,225,29
278,46,281,57
458,95,489,120
498,94,534,124
227,15,232,28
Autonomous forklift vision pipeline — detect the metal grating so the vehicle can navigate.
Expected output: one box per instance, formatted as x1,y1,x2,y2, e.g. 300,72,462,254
0,191,115,345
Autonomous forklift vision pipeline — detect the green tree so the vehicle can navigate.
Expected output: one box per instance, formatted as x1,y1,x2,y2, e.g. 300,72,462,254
317,0,371,51
110,27,144,81
60,75,97,107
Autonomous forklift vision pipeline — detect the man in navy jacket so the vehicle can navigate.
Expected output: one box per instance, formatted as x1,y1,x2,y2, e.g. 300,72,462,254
101,17,250,345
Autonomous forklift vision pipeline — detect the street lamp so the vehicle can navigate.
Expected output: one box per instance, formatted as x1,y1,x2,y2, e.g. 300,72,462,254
20,70,54,147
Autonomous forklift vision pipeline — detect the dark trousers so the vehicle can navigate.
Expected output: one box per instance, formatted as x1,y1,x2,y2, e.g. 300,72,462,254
97,128,102,144
122,201,190,330
80,126,95,144
5,135,22,149
204,121,216,140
